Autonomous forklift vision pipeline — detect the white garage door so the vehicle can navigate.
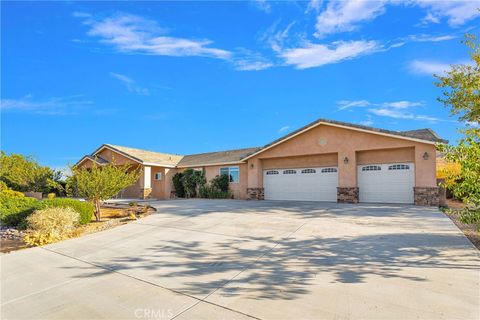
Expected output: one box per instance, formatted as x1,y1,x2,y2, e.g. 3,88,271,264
264,167,338,201
358,163,414,204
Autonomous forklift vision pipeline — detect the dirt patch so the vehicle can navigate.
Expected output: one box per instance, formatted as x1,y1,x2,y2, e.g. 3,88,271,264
443,199,480,250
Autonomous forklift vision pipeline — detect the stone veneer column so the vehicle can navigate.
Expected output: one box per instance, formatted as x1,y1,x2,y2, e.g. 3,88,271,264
414,187,439,206
337,187,359,203
246,188,264,200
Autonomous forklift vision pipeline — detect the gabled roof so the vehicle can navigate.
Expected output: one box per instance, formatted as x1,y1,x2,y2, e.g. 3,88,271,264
76,155,109,167
241,118,447,161
400,128,447,143
95,144,183,167
177,147,259,167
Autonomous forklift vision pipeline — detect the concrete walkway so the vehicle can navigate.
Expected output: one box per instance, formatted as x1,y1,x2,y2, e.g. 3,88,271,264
1,200,479,319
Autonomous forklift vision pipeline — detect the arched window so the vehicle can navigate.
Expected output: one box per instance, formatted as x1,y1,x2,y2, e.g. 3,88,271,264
283,169,297,174
388,164,410,170
266,170,279,175
301,169,316,174
321,168,337,173
362,165,381,171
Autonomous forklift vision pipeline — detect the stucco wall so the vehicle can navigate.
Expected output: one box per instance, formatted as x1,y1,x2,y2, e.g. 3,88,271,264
203,164,248,199
356,147,415,165
262,153,338,169
248,124,437,188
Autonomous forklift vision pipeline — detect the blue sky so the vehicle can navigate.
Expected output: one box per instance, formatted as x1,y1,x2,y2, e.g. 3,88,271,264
1,1,479,169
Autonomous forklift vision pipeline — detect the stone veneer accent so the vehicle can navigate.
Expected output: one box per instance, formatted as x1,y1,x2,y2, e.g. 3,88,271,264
414,187,439,206
141,188,152,199
337,187,359,203
247,188,264,200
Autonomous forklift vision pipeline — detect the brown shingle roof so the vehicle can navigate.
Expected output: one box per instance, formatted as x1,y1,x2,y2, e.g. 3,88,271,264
400,128,447,143
177,147,260,167
104,144,183,166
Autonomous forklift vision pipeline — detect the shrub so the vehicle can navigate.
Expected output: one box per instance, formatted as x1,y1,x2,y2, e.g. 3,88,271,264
47,193,56,199
172,172,185,198
24,207,80,246
40,198,94,225
0,193,41,227
211,174,229,192
199,184,229,199
181,169,205,198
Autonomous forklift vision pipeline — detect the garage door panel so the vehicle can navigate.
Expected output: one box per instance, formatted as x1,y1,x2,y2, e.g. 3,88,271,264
264,167,338,202
358,163,414,204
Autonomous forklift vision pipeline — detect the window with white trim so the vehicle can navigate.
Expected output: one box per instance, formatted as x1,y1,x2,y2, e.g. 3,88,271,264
362,165,381,171
266,170,279,175
388,164,410,170
301,169,316,174
220,166,240,183
154,172,162,180
321,168,337,173
283,169,297,174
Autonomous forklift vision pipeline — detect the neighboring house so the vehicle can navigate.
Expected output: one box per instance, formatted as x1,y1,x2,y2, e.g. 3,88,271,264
76,118,447,205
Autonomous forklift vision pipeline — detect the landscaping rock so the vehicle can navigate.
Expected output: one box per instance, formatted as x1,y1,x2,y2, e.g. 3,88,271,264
0,225,24,240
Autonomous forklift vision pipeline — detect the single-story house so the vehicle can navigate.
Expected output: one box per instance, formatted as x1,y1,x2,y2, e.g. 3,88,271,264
76,118,447,205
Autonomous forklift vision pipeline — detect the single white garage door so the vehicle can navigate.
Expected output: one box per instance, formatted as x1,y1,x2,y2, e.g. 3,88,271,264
264,167,338,201
358,163,414,204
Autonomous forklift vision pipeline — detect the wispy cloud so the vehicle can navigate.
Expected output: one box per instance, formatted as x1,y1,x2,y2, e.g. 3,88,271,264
251,0,271,13
359,115,374,126
110,72,149,95
76,12,231,60
408,60,453,76
337,100,424,110
314,0,386,38
278,125,291,134
337,99,370,110
305,0,323,14
312,1,479,37
337,99,439,122
368,108,439,122
414,0,480,27
0,95,94,115
281,40,380,69
233,50,273,71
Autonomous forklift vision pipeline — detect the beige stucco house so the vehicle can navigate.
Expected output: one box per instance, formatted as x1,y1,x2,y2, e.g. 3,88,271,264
76,118,446,205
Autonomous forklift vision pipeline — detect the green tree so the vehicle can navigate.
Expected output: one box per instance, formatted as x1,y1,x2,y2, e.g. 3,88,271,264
436,34,480,224
180,169,205,198
70,160,140,221
0,152,63,193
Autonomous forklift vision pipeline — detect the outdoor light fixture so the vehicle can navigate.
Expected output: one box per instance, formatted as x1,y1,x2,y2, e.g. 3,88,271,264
423,152,429,160
344,157,349,164
250,163,254,168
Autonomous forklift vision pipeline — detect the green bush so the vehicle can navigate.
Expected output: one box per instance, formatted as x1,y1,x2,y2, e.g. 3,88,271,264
172,172,185,198
0,194,41,227
211,174,229,192
40,198,94,225
199,184,229,199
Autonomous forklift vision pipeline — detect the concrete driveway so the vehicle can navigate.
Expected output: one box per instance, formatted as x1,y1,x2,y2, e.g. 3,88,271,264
1,200,479,320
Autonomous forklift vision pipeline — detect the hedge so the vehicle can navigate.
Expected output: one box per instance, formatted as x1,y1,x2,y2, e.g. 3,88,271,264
0,194,41,227
41,198,94,225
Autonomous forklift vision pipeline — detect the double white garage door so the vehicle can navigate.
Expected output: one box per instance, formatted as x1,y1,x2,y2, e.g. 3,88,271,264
263,163,414,204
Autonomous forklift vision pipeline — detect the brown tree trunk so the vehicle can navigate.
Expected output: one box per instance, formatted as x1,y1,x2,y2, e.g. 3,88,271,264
94,200,101,221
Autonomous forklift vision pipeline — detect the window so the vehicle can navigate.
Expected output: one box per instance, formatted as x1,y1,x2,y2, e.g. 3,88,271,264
283,169,297,174
388,164,410,170
362,165,381,171
220,166,240,183
154,172,162,180
266,170,279,175
301,169,316,174
321,168,337,173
